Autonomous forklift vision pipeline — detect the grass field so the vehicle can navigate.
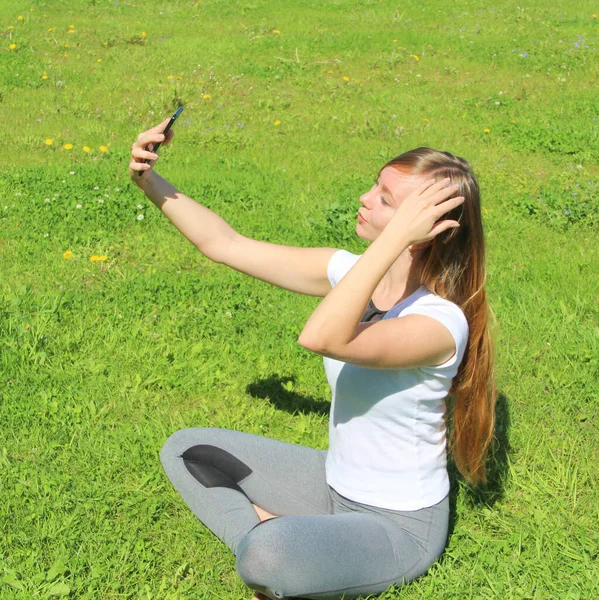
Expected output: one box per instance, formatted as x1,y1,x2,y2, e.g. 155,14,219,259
1,0,598,598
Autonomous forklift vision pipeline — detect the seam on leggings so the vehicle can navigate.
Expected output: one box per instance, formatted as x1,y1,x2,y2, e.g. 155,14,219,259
371,511,425,569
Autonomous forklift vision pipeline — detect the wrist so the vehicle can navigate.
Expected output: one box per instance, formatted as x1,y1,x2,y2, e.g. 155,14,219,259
134,169,158,192
376,224,412,254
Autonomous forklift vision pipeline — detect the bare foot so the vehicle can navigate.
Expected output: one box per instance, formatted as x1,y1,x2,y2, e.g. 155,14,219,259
252,504,278,522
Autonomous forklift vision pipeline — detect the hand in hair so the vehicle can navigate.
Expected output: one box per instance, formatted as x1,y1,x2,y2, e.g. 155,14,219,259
385,177,464,247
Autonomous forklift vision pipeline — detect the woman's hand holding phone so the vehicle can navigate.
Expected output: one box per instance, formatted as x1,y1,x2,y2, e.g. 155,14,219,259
129,109,182,183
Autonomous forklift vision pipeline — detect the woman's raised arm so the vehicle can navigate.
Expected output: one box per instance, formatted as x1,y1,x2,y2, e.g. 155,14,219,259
129,122,338,297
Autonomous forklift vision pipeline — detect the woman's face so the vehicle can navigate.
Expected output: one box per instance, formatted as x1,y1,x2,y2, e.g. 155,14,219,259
356,167,426,242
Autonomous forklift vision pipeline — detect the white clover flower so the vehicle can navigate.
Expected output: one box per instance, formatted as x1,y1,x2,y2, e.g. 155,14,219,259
70,171,76,175
137,204,143,210
115,187,120,192
15,192,21,196
94,186,99,190
98,199,104,204
137,214,144,220
44,233,49,237
76,204,82,209
44,198,51,203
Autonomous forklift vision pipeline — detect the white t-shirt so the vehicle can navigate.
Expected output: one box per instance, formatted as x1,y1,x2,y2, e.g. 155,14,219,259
323,250,469,511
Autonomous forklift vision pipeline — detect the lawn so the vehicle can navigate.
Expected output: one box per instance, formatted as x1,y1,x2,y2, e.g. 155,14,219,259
1,0,598,598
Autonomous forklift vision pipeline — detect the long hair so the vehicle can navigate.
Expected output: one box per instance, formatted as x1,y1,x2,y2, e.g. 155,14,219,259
383,148,496,486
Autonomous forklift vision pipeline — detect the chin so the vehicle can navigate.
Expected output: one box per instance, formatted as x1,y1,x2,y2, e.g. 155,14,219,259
356,223,375,242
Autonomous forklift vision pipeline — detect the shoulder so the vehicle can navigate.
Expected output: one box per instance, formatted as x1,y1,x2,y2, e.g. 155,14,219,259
326,250,361,288
389,290,469,367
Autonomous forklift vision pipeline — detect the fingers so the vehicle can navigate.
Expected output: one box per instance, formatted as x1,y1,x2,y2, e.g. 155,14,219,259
135,132,165,149
131,147,159,161
163,129,175,145
148,117,170,133
430,219,461,236
434,195,465,219
129,160,152,173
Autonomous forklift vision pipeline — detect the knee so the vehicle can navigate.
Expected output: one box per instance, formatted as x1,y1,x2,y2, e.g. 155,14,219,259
160,427,210,468
235,521,290,599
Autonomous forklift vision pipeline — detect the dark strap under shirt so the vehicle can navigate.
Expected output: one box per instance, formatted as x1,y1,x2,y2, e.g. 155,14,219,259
361,299,388,323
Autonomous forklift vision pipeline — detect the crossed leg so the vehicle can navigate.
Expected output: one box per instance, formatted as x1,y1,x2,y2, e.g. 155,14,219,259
160,427,437,600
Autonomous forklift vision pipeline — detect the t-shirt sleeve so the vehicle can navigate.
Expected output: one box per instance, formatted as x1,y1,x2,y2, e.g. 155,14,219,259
400,298,469,371
326,250,362,288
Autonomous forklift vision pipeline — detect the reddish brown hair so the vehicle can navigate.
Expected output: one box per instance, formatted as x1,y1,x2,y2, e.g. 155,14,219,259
383,148,496,485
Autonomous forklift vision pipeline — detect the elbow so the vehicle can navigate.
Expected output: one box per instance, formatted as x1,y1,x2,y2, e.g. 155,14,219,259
298,332,337,356
298,332,322,353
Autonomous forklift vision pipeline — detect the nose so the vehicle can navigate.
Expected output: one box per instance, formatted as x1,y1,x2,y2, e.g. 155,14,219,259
359,190,372,208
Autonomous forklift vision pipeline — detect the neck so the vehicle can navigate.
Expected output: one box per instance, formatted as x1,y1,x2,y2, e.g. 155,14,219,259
374,247,423,307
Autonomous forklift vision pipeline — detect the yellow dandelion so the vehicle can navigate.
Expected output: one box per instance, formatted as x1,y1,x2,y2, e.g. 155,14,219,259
68,28,75,33
511,120,517,124
592,14,597,18
167,75,174,80
483,207,489,215
203,93,211,99
63,143,73,150
25,324,30,330
63,250,73,260
423,118,430,123
97,58,102,63
42,74,48,80
273,29,280,34
83,146,91,152
45,138,53,146
274,120,281,126
64,43,70,48
47,27,54,32
8,25,14,30
413,54,420,61
69,24,74,29
17,15,24,21
327,69,333,74
99,145,108,153
89,255,108,262
343,75,349,81
484,128,491,133
141,31,147,38
393,39,398,43
177,76,183,80
9,43,17,50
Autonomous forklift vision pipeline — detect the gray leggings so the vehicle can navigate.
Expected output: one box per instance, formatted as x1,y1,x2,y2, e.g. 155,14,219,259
160,428,449,600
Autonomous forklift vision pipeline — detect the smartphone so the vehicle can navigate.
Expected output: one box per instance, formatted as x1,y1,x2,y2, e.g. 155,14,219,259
138,106,184,176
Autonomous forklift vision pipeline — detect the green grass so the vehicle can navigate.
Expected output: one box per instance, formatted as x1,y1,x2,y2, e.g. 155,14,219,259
1,0,599,598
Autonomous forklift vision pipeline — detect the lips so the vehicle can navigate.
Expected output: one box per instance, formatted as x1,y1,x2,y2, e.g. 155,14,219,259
358,211,368,223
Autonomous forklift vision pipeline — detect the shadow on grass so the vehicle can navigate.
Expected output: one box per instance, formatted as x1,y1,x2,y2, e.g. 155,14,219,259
246,374,330,416
446,391,512,541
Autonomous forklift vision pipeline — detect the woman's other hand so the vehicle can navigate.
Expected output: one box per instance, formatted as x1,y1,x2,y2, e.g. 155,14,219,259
386,178,464,246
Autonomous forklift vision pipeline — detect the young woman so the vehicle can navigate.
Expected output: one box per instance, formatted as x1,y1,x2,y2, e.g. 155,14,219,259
129,118,496,600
